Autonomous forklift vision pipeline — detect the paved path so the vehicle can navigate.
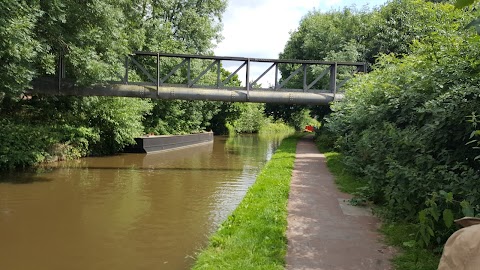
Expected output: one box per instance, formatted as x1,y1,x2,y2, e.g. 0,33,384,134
286,136,394,270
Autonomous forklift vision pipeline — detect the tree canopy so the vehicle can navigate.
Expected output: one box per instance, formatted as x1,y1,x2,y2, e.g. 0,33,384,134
0,0,227,97
271,0,474,125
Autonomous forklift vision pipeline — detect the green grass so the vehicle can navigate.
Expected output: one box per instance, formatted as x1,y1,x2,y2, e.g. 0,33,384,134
315,135,440,270
258,122,295,135
192,136,299,270
321,152,367,194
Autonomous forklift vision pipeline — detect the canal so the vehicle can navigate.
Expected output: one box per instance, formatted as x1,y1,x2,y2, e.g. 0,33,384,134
0,134,286,270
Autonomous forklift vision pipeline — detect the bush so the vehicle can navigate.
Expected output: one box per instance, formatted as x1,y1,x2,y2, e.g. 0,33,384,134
325,28,480,249
0,95,153,169
258,120,294,135
314,126,336,152
77,97,153,155
144,100,219,135
230,103,268,134
0,120,98,169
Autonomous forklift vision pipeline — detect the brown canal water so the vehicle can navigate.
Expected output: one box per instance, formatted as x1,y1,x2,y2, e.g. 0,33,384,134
0,134,286,270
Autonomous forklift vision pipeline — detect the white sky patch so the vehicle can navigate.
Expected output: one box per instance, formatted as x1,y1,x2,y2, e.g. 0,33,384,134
216,0,321,58
214,0,387,87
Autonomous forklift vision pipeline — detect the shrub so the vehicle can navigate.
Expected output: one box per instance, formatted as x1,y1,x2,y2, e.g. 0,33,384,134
325,28,480,249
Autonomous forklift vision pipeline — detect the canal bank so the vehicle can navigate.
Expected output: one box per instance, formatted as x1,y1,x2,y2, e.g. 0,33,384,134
193,135,300,269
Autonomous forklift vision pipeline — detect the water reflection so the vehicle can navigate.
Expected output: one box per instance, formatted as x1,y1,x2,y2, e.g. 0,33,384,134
0,134,288,270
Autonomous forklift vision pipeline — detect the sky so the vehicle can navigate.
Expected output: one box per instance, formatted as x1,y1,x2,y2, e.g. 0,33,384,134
214,0,388,87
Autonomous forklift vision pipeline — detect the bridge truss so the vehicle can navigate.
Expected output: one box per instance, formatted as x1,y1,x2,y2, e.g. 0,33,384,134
33,52,367,105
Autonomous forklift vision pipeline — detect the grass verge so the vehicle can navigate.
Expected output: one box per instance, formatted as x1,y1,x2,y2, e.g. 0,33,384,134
320,152,367,194
315,137,440,270
192,135,299,270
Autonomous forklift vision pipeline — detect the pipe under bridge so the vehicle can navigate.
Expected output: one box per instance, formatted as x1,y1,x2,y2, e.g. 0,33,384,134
32,52,366,105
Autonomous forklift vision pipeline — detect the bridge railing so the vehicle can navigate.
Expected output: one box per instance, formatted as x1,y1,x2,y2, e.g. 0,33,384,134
119,52,366,97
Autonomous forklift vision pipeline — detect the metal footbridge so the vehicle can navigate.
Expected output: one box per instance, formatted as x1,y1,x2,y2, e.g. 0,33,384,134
32,52,366,105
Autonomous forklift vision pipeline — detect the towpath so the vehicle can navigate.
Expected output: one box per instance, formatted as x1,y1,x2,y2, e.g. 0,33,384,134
286,135,394,270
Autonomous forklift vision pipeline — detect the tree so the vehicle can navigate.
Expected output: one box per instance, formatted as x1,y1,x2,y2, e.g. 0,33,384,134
144,0,226,53
0,0,230,169
455,0,480,33
272,0,469,125
0,0,227,97
280,7,369,62
0,1,42,98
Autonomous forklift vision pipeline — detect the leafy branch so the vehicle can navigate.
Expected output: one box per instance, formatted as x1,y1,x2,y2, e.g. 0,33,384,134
455,0,480,33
